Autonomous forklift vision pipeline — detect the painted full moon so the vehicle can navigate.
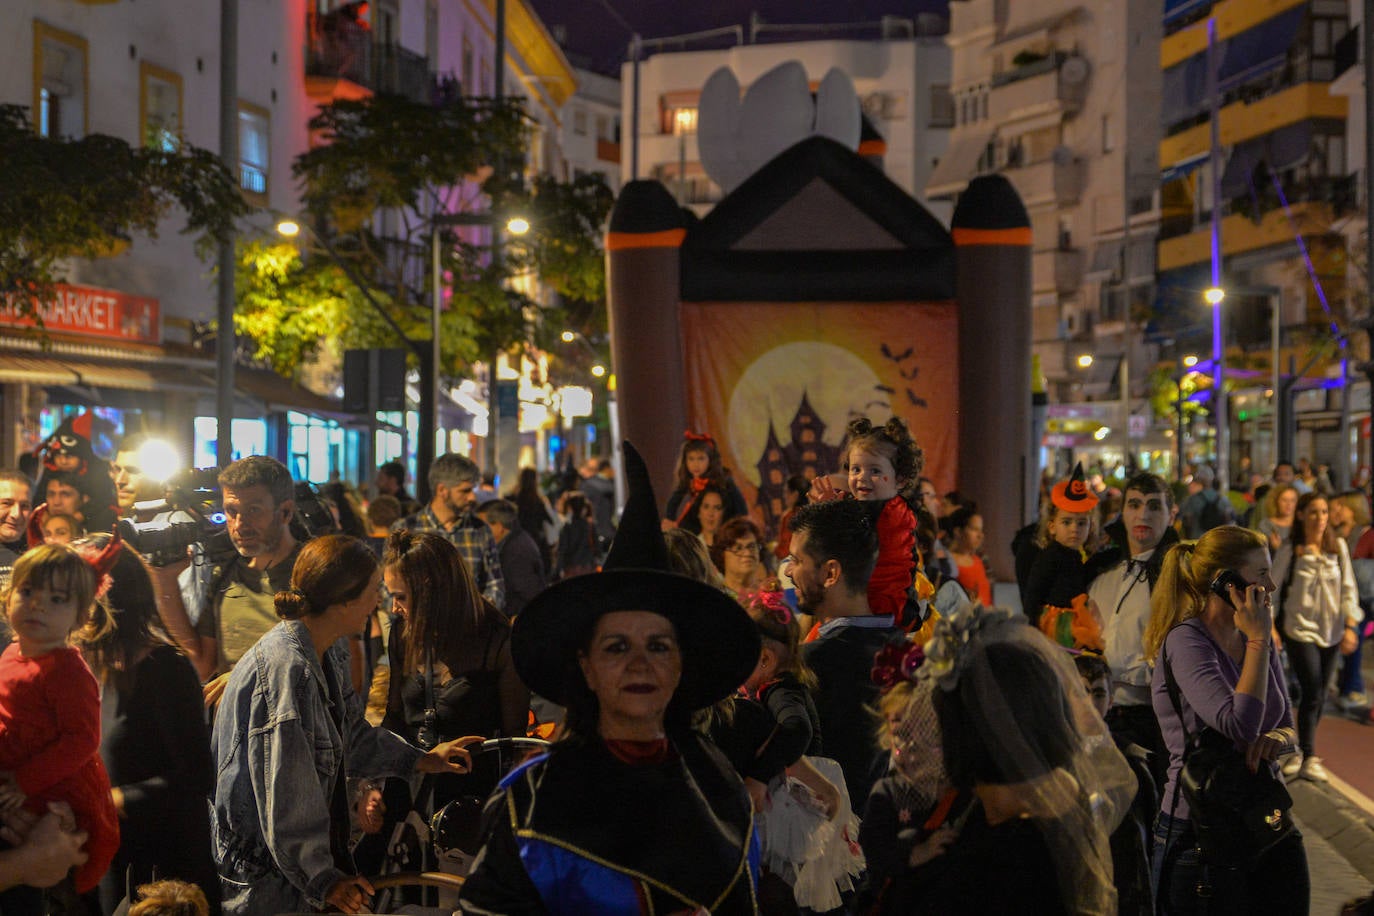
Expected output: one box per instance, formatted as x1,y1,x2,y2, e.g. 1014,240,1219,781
727,342,881,487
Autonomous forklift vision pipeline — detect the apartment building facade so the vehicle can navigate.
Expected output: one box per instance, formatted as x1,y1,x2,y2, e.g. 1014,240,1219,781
928,0,1165,470
1,0,574,482
622,23,954,223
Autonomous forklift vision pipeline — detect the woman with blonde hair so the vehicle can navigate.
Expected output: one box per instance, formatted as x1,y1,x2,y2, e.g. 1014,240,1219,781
1257,484,1298,551
1144,525,1307,914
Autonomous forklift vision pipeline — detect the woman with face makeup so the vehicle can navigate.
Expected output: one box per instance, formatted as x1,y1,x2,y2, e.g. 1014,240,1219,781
460,444,763,915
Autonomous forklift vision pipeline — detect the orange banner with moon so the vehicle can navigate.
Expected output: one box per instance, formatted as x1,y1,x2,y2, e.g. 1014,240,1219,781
679,301,959,537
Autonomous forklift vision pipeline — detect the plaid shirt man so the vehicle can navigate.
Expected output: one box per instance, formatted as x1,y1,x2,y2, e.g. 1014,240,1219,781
393,504,506,612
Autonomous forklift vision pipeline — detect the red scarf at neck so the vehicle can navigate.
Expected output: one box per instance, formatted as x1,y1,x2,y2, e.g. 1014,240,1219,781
605,737,673,765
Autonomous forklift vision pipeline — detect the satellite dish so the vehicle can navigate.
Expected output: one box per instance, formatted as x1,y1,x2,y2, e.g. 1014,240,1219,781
1060,55,1090,86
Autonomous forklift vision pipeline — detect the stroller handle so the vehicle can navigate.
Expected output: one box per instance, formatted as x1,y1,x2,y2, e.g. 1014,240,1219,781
478,736,552,755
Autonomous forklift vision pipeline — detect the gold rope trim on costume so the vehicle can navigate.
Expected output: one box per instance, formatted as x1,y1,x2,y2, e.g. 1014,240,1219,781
513,828,704,910
709,804,755,912
504,750,757,911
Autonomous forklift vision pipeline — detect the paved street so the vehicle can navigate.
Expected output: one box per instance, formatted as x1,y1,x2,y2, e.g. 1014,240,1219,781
1294,652,1374,913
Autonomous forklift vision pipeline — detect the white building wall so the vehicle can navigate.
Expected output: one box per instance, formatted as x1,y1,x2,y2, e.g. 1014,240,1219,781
621,38,952,223
561,67,622,190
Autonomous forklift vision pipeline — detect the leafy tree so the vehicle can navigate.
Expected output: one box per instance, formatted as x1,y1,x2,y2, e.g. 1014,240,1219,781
0,104,246,329
247,91,613,382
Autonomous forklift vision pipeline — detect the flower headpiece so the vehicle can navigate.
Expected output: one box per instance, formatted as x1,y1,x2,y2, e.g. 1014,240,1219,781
871,637,925,692
917,602,1019,692
745,587,791,626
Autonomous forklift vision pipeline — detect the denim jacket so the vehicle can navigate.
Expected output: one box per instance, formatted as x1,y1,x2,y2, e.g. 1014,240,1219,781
210,619,422,914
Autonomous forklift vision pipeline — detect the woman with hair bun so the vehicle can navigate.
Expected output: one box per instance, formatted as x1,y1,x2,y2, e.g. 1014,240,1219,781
209,534,480,916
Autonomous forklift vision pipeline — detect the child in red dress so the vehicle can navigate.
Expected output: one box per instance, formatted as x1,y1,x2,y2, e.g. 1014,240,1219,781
0,543,120,895
809,417,923,624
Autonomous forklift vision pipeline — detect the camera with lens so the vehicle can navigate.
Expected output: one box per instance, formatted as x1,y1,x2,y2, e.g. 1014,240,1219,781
117,468,229,566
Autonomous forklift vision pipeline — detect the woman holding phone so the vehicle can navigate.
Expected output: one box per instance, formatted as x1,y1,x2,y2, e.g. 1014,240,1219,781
1143,525,1305,915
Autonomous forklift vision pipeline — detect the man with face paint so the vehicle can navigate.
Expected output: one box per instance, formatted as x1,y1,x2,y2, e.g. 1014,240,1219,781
1086,471,1178,793
154,456,301,682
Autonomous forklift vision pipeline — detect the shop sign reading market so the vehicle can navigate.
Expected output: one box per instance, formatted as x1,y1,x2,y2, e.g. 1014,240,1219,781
0,283,160,345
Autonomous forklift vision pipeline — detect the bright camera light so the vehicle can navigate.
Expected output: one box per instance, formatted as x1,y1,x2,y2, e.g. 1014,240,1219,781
137,438,182,482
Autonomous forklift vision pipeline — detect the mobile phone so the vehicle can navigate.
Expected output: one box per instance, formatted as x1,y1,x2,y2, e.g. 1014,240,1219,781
1209,569,1249,607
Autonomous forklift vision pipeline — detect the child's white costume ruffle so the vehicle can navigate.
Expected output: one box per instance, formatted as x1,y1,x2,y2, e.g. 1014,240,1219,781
756,755,866,912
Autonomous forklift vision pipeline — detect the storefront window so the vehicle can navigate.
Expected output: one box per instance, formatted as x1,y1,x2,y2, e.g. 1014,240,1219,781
193,417,268,468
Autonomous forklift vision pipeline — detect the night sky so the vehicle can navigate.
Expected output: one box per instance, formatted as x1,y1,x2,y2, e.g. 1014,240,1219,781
529,0,951,75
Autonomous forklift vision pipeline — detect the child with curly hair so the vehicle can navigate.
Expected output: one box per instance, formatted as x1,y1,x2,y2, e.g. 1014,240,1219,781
810,417,924,622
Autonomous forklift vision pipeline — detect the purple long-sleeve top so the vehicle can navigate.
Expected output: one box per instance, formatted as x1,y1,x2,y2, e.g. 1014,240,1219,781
1151,618,1293,820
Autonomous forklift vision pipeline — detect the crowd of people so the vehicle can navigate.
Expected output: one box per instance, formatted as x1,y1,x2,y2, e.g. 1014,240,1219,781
0,411,1370,915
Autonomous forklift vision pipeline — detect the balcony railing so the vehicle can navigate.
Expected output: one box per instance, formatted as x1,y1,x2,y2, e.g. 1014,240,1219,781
306,20,434,104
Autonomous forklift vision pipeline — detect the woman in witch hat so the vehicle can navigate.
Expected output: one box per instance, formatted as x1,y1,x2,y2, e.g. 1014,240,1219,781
1020,463,1105,650
459,442,764,915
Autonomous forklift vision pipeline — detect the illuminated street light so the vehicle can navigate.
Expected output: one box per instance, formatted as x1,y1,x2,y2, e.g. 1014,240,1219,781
1204,287,1225,306
1183,355,1199,368
561,330,576,343
591,364,607,378
1093,427,1111,441
506,216,530,236
275,218,300,238
1077,354,1094,368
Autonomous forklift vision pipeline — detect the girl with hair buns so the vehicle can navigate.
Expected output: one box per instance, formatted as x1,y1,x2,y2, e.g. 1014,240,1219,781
209,535,479,916
809,416,924,621
1144,526,1307,915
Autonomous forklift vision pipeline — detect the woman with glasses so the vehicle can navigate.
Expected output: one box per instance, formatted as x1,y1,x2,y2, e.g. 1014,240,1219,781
711,517,767,601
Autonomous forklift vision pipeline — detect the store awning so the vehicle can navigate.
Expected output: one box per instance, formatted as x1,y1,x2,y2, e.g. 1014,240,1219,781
1161,54,1210,131
233,367,353,421
1081,354,1123,397
1219,122,1314,198
925,126,996,198
1161,152,1208,184
0,355,206,392
1219,7,1305,91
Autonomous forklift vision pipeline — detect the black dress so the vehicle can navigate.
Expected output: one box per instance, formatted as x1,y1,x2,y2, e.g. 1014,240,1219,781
98,644,218,914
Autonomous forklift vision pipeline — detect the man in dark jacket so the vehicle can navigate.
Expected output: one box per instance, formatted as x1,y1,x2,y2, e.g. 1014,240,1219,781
787,500,900,807
477,499,547,617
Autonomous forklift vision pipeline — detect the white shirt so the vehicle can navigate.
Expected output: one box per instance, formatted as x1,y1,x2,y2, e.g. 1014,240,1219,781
1088,548,1156,707
1272,539,1362,647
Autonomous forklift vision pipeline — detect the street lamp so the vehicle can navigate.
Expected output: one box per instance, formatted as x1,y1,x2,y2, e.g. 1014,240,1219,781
505,216,530,236
590,364,606,378
1183,355,1198,368
1076,354,1094,369
274,218,300,238
1207,285,1228,491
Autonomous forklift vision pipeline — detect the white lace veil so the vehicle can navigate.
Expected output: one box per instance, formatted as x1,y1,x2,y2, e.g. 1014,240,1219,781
918,604,1137,916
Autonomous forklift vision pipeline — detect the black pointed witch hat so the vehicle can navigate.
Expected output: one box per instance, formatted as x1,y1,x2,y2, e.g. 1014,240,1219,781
511,441,760,709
